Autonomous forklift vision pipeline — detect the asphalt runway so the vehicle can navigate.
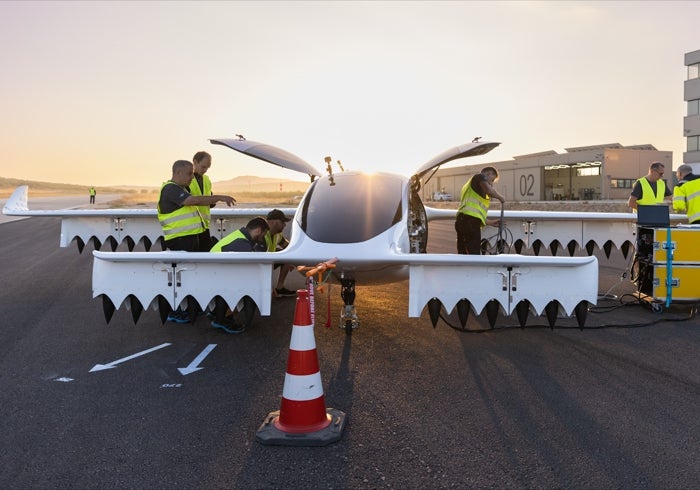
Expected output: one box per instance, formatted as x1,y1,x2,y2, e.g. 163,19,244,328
1,215,699,489
0,193,121,224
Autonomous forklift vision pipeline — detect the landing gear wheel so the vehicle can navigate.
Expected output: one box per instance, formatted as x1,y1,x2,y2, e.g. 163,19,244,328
340,279,358,335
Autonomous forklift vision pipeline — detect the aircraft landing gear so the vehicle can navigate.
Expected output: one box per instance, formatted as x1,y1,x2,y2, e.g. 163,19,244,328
340,278,359,334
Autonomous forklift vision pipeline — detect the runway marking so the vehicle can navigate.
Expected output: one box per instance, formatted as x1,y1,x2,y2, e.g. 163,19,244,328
177,344,217,376
89,343,172,372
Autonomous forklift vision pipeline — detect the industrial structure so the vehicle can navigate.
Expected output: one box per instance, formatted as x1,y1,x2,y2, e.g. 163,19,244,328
428,48,700,203
426,143,671,202
684,49,700,169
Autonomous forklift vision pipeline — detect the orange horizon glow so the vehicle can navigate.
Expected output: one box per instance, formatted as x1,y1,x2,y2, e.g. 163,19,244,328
1,1,698,187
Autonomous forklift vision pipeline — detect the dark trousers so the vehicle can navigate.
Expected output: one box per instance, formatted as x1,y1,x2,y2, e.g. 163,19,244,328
89,195,95,204
164,234,199,252
164,233,199,316
455,213,482,255
195,229,214,252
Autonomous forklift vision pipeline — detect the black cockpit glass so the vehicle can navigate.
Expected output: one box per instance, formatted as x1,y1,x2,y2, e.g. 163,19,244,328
298,173,404,243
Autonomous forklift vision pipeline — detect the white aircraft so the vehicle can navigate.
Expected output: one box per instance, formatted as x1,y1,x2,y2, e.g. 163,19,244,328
4,137,605,331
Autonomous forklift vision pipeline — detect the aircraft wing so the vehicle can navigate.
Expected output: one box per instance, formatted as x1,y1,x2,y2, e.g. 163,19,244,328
210,138,322,181
93,249,598,329
412,141,501,185
3,186,295,252
424,205,690,258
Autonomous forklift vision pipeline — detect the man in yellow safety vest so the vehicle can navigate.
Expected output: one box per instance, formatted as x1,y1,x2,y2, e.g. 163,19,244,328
189,151,217,251
263,209,297,297
455,166,505,255
627,161,672,210
209,217,270,333
157,159,236,323
673,164,700,224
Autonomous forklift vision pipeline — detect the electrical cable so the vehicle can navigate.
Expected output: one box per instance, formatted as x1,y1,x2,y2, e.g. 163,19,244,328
437,301,698,332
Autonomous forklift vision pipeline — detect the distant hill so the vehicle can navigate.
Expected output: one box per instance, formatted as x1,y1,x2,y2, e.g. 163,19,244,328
0,177,131,194
0,175,310,198
213,175,310,194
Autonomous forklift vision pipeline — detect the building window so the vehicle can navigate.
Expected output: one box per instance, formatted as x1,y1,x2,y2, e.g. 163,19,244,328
688,135,700,152
689,99,700,116
610,179,635,189
689,63,700,80
576,167,600,177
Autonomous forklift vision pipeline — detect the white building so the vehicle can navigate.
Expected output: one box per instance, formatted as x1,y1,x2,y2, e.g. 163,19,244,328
427,49,700,203
428,143,671,202
684,49,700,169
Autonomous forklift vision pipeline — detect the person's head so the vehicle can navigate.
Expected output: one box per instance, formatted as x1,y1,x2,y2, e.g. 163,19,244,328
171,160,194,186
193,151,212,176
676,164,693,181
266,209,291,234
648,162,665,181
481,166,499,184
246,217,270,243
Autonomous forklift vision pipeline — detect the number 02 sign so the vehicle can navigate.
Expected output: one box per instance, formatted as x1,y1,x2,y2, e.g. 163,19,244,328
515,170,540,200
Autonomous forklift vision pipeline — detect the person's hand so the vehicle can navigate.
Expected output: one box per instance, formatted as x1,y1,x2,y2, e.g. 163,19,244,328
220,195,236,207
486,219,502,227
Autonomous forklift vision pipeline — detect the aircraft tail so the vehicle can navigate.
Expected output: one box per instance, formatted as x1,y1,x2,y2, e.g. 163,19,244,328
2,186,29,215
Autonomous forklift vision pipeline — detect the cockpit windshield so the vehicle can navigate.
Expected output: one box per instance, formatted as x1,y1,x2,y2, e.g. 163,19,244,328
298,173,404,243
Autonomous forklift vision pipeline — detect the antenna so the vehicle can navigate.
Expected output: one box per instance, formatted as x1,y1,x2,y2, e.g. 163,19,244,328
324,156,335,186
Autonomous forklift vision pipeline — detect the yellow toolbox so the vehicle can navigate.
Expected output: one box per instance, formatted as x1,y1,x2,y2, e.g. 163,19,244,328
652,227,700,263
635,226,700,304
652,264,700,301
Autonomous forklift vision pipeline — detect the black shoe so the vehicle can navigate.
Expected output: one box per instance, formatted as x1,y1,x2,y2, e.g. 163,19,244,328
211,317,245,334
275,287,297,297
167,310,191,324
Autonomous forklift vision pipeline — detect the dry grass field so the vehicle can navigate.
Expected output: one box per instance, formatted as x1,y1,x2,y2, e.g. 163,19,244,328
1,183,631,213
105,190,302,208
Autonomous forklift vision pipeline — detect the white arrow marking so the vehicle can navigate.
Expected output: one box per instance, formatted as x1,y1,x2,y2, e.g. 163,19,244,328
90,343,172,372
178,344,217,376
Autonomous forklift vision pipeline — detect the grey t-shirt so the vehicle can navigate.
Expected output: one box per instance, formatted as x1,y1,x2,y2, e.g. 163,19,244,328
158,182,191,214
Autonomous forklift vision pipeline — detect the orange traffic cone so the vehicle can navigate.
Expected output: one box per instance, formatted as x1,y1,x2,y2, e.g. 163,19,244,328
256,289,347,446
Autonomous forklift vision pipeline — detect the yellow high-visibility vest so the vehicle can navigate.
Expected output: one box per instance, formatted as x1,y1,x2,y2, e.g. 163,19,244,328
210,229,245,252
457,177,490,226
189,174,213,228
263,231,283,252
673,177,700,223
636,177,666,206
157,181,205,241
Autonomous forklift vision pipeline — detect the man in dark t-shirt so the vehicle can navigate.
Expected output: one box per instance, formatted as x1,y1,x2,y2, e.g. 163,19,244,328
157,160,236,252
455,167,505,255
627,162,672,210
157,160,237,324
210,217,269,252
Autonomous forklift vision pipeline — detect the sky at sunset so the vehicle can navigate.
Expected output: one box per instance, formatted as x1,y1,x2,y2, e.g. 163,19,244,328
2,1,699,187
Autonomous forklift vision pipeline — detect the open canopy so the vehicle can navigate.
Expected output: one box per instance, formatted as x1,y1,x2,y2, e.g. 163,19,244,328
412,141,500,187
210,138,322,181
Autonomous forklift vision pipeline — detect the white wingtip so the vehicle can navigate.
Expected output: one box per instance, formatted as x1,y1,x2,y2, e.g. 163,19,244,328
2,186,29,214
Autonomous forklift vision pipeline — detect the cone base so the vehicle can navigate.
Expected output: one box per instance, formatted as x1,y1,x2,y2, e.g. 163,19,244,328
255,408,347,446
